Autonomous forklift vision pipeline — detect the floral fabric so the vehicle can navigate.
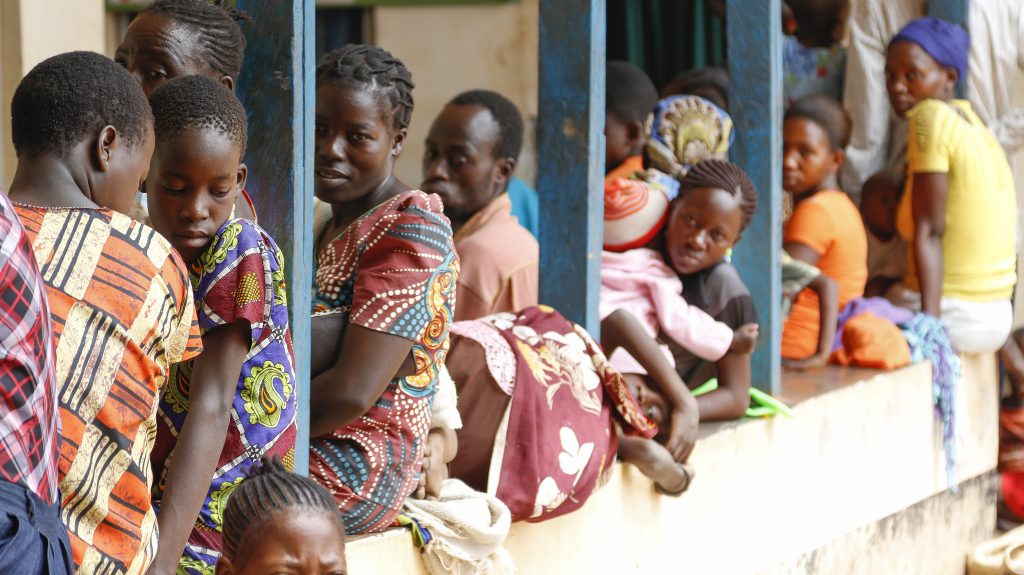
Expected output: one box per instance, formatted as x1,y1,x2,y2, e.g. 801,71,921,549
474,306,656,522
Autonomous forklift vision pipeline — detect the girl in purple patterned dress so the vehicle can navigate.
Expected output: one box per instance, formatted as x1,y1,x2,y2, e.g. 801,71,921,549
145,76,297,574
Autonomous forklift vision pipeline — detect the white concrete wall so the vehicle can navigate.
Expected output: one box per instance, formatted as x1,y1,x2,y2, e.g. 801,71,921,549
0,0,106,187
372,0,539,189
349,355,999,574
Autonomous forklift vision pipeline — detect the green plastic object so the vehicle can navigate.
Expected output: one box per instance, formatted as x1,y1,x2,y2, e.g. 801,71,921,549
690,378,795,419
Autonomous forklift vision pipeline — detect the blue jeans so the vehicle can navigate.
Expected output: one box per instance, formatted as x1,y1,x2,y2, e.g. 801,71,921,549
0,479,73,575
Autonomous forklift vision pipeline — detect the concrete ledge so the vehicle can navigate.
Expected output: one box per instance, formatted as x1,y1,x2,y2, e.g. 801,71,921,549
348,354,999,574
770,472,997,575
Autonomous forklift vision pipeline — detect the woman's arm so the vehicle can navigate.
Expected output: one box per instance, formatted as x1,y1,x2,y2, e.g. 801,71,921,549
148,320,250,575
617,435,693,495
783,241,822,267
601,309,698,462
311,313,346,378
911,173,948,317
696,351,751,421
783,274,838,371
310,324,413,438
310,313,416,401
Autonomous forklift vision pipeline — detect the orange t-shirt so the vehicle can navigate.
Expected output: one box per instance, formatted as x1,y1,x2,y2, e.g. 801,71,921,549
782,190,868,359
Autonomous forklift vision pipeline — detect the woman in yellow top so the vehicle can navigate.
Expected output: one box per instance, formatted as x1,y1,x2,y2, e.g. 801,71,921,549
886,17,1017,353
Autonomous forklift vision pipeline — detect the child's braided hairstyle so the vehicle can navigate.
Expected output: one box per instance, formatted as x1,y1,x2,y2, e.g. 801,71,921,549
316,44,415,131
221,458,344,560
141,0,249,81
678,159,758,240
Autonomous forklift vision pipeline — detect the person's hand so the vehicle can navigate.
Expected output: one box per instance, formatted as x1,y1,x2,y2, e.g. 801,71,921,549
414,428,454,500
783,353,829,372
664,407,698,464
729,323,759,354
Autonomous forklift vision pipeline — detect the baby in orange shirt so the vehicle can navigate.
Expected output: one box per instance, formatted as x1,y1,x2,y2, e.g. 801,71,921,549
781,96,868,367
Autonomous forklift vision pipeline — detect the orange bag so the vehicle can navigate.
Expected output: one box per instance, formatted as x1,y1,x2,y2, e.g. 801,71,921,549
830,312,911,370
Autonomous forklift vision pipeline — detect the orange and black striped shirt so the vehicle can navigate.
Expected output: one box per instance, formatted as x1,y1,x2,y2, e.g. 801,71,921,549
15,204,202,574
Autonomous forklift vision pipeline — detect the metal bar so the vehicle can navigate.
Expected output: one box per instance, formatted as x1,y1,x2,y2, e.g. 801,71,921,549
537,0,606,336
928,0,968,24
928,0,970,98
235,0,315,474
726,0,783,394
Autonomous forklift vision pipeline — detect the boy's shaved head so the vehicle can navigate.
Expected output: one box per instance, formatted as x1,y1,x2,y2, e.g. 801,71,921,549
12,51,151,157
149,75,248,155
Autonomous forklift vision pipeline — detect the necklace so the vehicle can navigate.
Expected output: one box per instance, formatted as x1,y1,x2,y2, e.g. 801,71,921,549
10,200,101,211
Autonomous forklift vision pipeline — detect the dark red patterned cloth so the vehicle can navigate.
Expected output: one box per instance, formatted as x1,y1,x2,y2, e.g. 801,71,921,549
469,306,657,522
0,191,59,505
310,191,459,534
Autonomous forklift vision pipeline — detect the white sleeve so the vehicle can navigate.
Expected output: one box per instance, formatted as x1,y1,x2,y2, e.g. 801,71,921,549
989,6,1024,155
430,365,462,431
840,0,892,199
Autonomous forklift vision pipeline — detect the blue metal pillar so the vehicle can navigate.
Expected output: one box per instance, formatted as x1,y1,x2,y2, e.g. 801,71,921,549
929,0,968,25
235,0,315,474
929,0,970,97
537,0,606,336
727,0,783,394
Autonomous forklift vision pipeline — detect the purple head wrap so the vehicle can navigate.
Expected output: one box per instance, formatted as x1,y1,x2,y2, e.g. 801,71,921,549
889,16,969,85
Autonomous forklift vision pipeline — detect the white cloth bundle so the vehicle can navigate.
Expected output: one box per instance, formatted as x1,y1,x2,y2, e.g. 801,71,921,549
403,479,514,575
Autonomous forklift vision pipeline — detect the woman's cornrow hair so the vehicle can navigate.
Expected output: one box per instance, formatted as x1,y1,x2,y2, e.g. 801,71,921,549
316,44,415,131
142,0,249,80
221,457,344,560
679,159,758,239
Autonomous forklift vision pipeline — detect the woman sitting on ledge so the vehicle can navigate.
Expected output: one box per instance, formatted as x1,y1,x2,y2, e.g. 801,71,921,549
884,17,1016,353
306,45,459,535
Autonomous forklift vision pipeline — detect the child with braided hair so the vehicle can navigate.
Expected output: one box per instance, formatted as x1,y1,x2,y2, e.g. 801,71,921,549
601,97,759,423
216,458,347,575
660,160,762,420
116,0,257,222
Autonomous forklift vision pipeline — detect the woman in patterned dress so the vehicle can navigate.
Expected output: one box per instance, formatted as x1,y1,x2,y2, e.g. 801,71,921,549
144,77,297,574
307,45,459,535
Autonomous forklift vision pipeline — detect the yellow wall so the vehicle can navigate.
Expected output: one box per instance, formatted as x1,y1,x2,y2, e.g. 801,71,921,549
1,0,106,186
373,0,539,188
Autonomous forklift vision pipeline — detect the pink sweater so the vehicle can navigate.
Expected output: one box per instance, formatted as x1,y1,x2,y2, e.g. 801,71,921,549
600,249,733,374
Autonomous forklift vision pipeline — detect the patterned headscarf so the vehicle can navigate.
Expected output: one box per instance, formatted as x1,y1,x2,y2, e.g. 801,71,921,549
602,96,736,252
889,16,969,85
643,95,735,199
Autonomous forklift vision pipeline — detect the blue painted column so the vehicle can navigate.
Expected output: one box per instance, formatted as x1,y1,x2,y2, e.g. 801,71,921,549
929,0,970,97
236,0,315,474
929,0,968,24
537,0,606,336
727,0,783,394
